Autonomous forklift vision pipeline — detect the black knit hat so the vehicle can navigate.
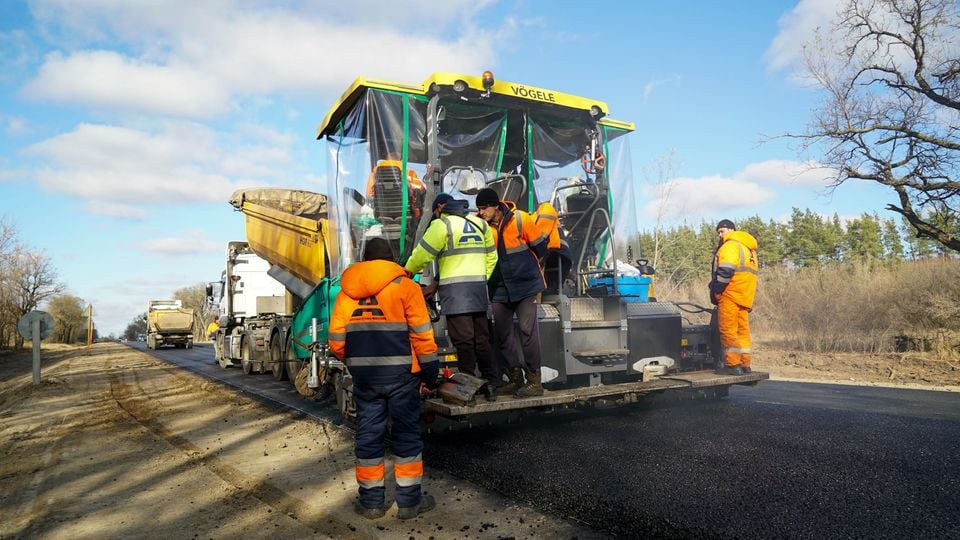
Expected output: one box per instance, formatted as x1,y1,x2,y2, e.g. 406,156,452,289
716,219,736,231
432,193,454,211
363,237,394,261
475,188,500,208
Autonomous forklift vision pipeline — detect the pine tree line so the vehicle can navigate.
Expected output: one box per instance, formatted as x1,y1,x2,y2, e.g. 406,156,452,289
628,208,955,289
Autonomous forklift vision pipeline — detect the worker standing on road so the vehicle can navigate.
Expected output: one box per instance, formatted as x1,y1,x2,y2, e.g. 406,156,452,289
475,188,548,397
328,237,439,520
205,320,219,340
405,193,500,400
710,219,759,375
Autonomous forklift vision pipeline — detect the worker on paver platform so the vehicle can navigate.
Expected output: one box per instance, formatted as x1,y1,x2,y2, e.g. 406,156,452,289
710,219,759,376
328,237,439,520
534,200,572,294
475,188,548,397
405,193,500,400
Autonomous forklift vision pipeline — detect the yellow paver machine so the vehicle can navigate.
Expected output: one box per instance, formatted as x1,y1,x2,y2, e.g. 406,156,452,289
229,71,767,429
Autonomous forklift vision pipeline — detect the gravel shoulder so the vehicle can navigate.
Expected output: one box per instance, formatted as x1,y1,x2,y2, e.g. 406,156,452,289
2,343,956,539
0,343,603,539
752,345,960,392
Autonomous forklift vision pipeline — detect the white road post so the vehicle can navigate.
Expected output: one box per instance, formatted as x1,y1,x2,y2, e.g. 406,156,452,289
32,318,41,385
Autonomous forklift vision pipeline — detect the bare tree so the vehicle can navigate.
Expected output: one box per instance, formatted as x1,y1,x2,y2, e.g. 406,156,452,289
795,0,960,253
0,217,22,348
47,294,87,343
9,250,64,348
174,283,215,341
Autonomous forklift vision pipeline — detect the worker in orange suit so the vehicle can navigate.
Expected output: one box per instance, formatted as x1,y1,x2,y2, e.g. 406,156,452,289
533,200,572,294
709,219,759,375
366,152,426,218
327,237,439,520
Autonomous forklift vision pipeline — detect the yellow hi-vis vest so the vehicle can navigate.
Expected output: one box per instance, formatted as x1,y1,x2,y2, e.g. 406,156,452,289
405,212,497,315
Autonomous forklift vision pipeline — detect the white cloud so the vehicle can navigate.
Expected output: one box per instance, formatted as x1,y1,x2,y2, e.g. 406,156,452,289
641,175,775,221
24,121,288,211
736,159,836,187
0,169,18,183
765,0,838,73
84,200,146,220
5,116,26,135
23,1,499,117
141,230,221,255
642,74,681,101
641,159,842,221
22,50,229,117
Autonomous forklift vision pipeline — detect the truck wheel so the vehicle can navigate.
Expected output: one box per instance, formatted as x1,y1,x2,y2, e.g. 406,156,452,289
186,340,193,350
216,340,232,369
270,334,287,382
241,337,254,375
334,371,357,426
294,364,318,398
284,339,302,383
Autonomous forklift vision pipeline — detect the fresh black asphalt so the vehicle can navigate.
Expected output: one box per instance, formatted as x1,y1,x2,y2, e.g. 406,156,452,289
145,343,960,539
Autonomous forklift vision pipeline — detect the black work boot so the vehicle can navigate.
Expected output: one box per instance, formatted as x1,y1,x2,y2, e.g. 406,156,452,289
397,494,436,520
515,370,543,397
353,500,388,520
498,368,524,395
716,365,744,376
482,381,497,402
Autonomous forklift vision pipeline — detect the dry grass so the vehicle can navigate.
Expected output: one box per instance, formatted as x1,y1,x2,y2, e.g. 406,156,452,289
656,258,960,357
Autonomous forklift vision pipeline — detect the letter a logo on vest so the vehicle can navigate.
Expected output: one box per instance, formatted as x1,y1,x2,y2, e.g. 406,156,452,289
351,295,385,318
459,220,483,244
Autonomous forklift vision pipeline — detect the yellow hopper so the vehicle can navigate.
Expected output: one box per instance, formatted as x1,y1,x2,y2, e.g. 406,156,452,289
229,188,330,289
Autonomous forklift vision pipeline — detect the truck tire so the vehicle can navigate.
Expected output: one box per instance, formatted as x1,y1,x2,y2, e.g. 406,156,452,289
269,334,287,382
216,339,232,369
334,371,357,426
241,337,254,375
284,339,302,383
294,364,318,398
186,340,193,350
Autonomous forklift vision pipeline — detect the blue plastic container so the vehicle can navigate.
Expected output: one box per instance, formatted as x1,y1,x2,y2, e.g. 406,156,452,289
588,275,651,303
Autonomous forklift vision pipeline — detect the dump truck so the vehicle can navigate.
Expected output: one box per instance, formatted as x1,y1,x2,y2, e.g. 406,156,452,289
227,188,342,398
146,300,195,350
206,241,299,380
229,70,767,429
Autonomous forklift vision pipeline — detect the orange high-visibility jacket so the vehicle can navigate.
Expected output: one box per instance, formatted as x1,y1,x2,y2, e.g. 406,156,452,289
366,160,425,197
534,201,561,250
488,201,548,302
711,230,759,309
328,259,438,386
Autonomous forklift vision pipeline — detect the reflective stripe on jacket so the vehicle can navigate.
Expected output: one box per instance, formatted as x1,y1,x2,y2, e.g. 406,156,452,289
534,202,561,250
488,201,548,302
711,230,759,309
328,259,438,386
405,212,497,315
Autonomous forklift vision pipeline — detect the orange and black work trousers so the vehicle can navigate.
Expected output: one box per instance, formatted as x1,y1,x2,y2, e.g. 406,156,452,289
716,296,752,368
354,375,424,510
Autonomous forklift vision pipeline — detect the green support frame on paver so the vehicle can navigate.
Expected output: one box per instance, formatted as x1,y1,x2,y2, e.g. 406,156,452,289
297,71,768,426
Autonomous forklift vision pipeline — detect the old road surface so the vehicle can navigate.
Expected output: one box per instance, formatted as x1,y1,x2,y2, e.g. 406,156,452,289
140,342,960,539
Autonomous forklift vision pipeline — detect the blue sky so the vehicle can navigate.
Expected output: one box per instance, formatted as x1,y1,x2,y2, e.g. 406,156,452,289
0,0,897,336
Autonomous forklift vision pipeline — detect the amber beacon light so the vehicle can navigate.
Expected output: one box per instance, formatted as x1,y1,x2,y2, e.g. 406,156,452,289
481,70,495,96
